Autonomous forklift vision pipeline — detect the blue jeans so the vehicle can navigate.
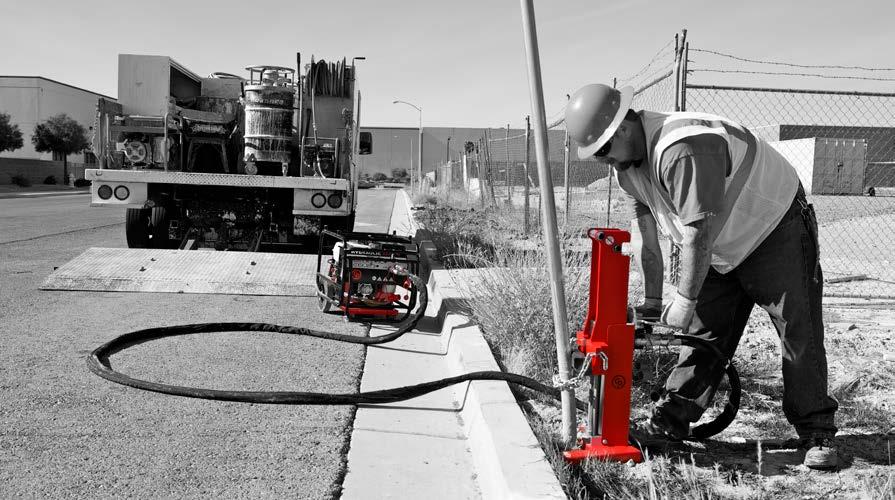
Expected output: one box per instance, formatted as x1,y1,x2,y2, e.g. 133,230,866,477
659,186,838,439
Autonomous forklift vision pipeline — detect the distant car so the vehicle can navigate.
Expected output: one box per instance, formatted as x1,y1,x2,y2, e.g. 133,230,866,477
358,180,375,189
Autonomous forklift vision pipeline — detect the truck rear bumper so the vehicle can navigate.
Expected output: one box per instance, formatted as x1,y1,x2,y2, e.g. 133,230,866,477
85,169,352,215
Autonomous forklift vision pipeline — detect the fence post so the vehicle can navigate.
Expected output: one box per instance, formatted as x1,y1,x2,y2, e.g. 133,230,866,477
563,116,571,223
673,31,681,112
667,29,688,285
477,139,486,208
524,115,531,235
486,130,496,204
681,40,689,111
506,123,512,203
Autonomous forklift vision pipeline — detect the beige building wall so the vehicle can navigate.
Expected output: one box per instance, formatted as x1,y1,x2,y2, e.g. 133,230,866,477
0,76,115,163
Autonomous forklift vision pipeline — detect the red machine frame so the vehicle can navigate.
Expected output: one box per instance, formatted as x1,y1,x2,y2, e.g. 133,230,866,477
564,228,643,463
315,229,420,321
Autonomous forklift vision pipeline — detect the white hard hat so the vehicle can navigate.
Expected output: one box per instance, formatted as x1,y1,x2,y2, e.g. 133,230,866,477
565,84,634,159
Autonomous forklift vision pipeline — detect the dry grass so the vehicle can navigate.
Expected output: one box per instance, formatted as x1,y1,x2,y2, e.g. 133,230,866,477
833,360,895,433
412,187,895,499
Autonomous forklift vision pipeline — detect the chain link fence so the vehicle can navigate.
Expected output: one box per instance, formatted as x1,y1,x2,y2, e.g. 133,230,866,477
429,31,895,299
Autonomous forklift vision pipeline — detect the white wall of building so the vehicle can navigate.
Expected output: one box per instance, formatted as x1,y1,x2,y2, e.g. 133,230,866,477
0,77,114,163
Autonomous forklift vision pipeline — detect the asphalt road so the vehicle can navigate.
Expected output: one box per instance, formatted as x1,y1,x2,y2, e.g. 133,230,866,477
0,188,398,498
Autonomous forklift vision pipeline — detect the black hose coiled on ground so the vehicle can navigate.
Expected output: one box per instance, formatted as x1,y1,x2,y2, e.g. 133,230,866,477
87,272,585,411
668,334,741,440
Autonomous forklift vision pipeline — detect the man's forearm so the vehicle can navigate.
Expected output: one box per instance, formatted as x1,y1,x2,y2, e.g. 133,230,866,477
677,217,714,299
632,215,664,300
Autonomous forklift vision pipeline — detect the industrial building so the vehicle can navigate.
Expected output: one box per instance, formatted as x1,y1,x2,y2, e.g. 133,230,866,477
758,124,895,193
0,76,115,162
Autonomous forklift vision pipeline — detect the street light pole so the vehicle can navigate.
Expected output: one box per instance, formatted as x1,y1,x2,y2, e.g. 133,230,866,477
446,136,451,163
393,100,423,194
409,138,414,191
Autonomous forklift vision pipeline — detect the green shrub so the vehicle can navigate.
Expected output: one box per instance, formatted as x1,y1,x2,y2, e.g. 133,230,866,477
73,178,91,187
11,173,31,187
43,175,57,185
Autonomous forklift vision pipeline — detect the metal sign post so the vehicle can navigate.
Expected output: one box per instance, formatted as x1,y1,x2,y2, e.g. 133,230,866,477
519,0,576,444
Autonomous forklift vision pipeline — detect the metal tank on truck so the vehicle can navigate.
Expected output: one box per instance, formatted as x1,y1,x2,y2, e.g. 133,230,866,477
85,53,372,251
243,66,295,176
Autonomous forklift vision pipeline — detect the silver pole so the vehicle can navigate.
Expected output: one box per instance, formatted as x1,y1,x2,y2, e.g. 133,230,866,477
392,100,423,194
519,0,575,444
418,110,423,195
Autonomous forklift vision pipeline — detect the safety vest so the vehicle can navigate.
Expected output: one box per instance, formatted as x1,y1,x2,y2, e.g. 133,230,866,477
616,111,799,274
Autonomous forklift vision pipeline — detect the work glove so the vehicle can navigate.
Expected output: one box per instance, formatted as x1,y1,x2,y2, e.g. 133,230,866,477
628,297,662,325
660,291,697,333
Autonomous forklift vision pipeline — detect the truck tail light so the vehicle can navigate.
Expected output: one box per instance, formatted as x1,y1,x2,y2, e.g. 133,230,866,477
114,185,130,200
97,184,113,200
327,193,343,208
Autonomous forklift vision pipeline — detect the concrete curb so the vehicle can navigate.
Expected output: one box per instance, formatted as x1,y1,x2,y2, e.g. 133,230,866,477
398,191,565,499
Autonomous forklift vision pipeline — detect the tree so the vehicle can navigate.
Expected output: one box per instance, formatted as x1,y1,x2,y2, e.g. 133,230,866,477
391,168,409,181
0,112,24,153
372,172,388,182
31,113,90,185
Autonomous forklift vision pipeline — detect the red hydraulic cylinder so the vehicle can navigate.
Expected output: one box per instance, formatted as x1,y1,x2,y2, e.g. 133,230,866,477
564,228,643,463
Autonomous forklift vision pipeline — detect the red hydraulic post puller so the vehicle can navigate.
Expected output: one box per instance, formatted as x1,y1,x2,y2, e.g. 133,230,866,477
564,228,643,463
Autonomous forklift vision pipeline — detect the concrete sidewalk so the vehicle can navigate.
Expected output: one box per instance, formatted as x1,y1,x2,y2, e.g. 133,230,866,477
341,191,564,499
0,184,90,199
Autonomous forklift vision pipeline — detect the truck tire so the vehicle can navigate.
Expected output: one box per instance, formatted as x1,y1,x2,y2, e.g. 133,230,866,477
125,208,151,248
149,206,171,248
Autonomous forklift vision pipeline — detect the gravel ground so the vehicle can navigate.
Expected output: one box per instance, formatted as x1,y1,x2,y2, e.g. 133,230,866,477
0,197,374,498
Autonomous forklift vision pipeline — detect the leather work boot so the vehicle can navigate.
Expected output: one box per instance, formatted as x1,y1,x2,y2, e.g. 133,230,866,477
630,410,689,445
803,436,839,470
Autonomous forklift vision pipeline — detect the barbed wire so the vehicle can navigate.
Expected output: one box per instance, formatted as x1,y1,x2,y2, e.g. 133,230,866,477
488,133,528,143
690,48,895,72
617,38,675,86
545,105,566,126
630,62,675,92
689,68,895,82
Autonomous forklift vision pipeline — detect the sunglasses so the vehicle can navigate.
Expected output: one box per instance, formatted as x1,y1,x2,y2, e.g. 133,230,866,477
593,138,613,158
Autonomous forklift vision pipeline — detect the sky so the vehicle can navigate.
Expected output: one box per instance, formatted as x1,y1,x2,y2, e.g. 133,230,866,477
2,0,894,130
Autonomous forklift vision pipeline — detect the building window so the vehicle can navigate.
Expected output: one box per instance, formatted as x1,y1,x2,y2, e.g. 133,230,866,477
53,151,65,161
84,152,97,164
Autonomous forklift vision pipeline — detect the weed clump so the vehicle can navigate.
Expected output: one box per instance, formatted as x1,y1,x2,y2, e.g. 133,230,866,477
11,173,31,187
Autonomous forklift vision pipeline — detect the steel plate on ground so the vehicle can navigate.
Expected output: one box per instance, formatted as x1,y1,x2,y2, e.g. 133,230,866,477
41,247,319,296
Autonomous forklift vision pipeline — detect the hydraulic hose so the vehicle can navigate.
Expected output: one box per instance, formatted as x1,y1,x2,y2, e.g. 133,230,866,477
87,272,585,411
87,271,739,439
635,333,741,440
676,334,741,440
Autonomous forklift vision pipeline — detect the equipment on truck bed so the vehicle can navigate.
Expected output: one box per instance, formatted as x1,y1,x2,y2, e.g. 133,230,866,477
87,53,374,251
316,230,420,320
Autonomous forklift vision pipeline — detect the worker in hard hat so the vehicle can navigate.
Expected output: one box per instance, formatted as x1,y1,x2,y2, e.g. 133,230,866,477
564,84,838,470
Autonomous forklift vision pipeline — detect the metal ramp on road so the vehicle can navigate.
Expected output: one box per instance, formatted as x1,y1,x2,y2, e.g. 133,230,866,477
41,247,319,296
